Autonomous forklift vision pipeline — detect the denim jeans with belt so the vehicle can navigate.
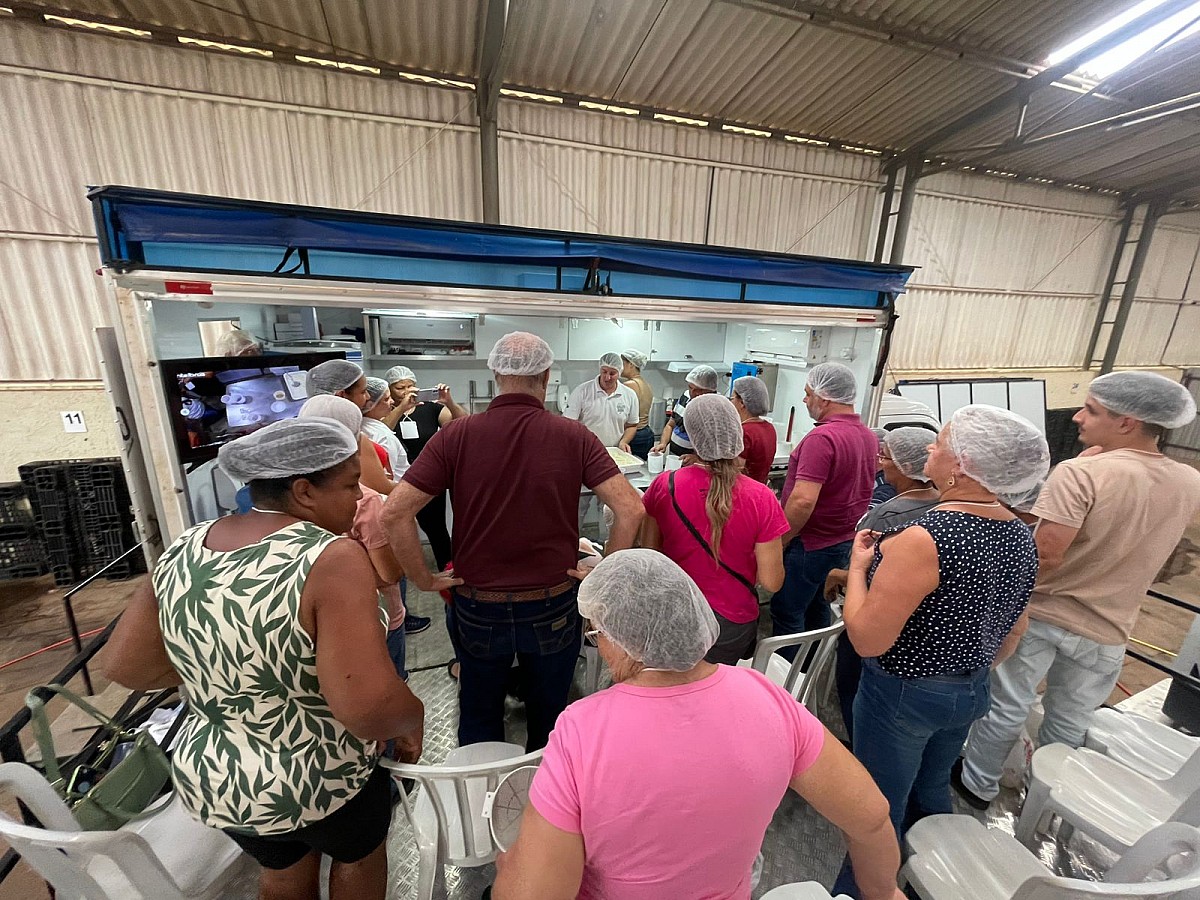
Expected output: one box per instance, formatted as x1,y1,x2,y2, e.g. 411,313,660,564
832,658,990,898
961,618,1126,801
450,587,582,752
770,538,851,660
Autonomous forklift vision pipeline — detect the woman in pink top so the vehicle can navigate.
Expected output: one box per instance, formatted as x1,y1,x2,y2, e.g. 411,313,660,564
641,393,788,664
492,550,902,900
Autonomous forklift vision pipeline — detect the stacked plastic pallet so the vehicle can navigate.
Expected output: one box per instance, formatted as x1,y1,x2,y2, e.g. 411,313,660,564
0,482,48,581
17,459,145,587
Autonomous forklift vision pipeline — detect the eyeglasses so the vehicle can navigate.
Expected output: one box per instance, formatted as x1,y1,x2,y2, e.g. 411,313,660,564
877,451,893,461
585,628,603,640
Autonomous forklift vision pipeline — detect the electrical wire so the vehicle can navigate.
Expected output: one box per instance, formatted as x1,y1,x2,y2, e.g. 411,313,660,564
0,628,105,672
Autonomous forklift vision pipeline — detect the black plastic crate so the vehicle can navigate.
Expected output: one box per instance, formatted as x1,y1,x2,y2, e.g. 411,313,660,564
0,482,35,529
38,520,79,586
0,534,47,580
18,461,76,529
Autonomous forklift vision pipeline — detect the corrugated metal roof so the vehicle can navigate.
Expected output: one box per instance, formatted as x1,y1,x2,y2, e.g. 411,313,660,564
9,0,1200,199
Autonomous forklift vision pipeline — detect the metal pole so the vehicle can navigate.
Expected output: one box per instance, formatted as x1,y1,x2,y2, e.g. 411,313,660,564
889,160,922,265
873,166,898,262
480,110,500,224
1100,199,1167,374
1083,203,1136,369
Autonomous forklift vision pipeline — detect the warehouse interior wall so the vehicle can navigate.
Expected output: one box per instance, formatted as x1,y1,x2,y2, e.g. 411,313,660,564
2,16,1199,476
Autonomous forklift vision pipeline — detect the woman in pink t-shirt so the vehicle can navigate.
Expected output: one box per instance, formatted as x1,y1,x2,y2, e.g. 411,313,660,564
492,550,903,900
641,393,788,664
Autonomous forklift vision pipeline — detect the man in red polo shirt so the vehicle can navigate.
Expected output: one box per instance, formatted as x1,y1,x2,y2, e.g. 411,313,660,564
772,362,878,659
383,332,645,751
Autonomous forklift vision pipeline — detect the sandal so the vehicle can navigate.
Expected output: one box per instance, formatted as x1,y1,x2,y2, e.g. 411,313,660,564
447,660,460,681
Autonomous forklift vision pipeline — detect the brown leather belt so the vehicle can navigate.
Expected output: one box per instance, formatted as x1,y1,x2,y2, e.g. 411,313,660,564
456,579,576,603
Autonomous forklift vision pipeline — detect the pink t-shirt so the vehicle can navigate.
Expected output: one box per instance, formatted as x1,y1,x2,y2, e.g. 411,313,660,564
530,665,825,900
349,486,404,630
643,467,790,623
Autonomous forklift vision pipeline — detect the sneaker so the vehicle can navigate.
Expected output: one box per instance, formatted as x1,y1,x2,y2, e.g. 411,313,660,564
404,615,432,636
950,757,990,811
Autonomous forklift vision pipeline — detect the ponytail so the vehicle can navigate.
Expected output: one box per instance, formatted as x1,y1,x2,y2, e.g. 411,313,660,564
705,458,739,562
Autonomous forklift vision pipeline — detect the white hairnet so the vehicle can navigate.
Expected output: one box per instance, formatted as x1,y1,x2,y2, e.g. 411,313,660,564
806,362,857,404
998,481,1043,514
364,377,389,407
299,394,363,435
599,352,622,372
884,427,933,483
1088,371,1196,430
947,405,1049,495
487,331,554,376
384,365,416,384
732,375,770,416
218,416,358,482
215,328,259,357
621,349,648,369
578,549,719,671
307,359,363,395
683,394,744,461
686,365,718,391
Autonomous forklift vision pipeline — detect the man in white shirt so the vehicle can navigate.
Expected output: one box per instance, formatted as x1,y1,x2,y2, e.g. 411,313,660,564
563,353,639,451
564,353,639,531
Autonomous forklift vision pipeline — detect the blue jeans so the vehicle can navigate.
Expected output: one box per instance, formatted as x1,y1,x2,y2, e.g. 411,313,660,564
833,659,990,897
450,588,582,752
770,539,851,660
386,626,407,681
629,426,655,460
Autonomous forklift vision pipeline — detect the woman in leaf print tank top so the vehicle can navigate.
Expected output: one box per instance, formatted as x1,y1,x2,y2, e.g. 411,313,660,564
101,418,425,900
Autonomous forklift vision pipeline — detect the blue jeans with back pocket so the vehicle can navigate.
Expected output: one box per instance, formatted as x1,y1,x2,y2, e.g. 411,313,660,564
450,587,582,752
832,658,990,897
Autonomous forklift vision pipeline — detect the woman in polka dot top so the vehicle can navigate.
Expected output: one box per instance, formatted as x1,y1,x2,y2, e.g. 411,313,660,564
831,406,1050,898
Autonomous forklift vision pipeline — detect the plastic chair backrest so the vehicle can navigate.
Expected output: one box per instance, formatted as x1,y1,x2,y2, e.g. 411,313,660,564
749,622,845,705
1011,823,1200,899
0,763,185,900
1165,747,1200,798
384,745,544,867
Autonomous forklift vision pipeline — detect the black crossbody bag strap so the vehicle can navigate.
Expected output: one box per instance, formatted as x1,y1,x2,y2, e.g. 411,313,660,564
667,471,758,600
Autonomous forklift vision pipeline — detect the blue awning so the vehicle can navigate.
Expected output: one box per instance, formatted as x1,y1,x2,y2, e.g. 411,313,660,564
90,186,914,309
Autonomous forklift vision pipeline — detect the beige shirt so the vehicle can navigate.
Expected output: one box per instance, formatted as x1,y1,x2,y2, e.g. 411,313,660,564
623,375,654,429
1029,449,1200,645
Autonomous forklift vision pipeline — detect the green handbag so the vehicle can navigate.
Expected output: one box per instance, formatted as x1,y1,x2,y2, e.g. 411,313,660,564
25,684,174,831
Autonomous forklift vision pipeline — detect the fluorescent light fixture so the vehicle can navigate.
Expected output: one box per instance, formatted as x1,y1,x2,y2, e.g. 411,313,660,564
1114,96,1200,127
0,7,13,15
984,169,1019,178
1030,176,1056,184
722,123,772,137
653,112,710,127
179,36,272,57
841,144,882,155
499,88,563,103
1046,0,1200,81
397,71,475,90
579,100,640,115
295,54,379,74
44,14,151,37
785,135,830,146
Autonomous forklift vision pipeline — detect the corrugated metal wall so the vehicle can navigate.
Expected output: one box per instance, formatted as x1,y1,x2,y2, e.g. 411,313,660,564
2,18,1198,384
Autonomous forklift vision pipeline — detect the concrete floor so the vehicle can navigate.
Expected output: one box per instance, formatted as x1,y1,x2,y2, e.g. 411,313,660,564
0,508,1197,899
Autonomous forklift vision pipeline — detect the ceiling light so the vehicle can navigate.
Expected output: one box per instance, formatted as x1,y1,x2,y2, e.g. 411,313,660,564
499,88,563,103
295,55,379,74
841,144,882,156
397,71,475,90
785,135,830,146
579,100,640,116
44,14,151,37
722,124,772,137
653,112,710,127
179,36,272,57
1046,0,1200,81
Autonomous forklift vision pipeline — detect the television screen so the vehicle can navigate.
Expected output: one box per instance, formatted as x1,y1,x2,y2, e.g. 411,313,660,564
159,351,347,465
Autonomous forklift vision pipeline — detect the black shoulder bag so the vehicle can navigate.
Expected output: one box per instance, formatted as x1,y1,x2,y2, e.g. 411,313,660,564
667,471,758,601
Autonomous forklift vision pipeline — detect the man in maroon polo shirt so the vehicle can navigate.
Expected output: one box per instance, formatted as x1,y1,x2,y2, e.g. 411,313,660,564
771,362,878,659
383,332,645,751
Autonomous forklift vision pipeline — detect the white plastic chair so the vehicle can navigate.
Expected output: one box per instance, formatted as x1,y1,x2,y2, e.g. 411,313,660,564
580,640,606,695
759,882,852,898
1086,709,1200,781
1015,742,1200,852
0,762,249,900
737,622,845,707
902,816,1200,899
383,742,543,900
